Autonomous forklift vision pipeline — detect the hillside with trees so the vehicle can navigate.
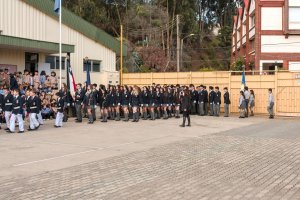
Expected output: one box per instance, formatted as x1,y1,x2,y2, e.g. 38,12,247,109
63,0,243,72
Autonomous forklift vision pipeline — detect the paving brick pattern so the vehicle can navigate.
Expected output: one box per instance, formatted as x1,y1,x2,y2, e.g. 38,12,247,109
1,133,300,200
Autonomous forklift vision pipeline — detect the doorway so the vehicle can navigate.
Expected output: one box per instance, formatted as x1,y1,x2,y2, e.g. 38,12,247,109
25,52,39,74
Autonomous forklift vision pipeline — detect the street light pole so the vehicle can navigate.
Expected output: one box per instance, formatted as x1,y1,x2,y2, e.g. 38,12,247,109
180,34,195,70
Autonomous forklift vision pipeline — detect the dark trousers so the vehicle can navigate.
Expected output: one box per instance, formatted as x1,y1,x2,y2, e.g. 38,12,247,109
245,99,249,117
41,113,50,119
75,104,82,121
204,102,208,115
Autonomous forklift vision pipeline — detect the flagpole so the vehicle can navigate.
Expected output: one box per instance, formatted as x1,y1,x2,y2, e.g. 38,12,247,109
59,0,62,90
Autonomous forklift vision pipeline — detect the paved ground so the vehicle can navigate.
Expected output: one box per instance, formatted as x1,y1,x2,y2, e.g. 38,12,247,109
0,116,299,199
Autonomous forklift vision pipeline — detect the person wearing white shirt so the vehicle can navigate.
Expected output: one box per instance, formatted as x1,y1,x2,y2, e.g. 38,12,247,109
267,88,275,119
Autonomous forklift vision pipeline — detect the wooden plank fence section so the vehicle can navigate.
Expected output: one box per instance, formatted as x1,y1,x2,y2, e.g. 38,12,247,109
123,71,300,116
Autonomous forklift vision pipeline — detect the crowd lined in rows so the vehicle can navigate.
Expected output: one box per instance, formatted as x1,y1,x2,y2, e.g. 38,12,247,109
0,69,275,133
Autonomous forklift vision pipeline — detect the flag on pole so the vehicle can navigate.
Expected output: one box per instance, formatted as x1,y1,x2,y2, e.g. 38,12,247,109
54,0,62,89
241,68,246,90
68,65,76,96
54,0,60,13
86,62,91,85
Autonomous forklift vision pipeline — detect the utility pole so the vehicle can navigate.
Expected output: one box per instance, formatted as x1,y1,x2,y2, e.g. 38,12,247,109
120,24,123,85
176,14,180,72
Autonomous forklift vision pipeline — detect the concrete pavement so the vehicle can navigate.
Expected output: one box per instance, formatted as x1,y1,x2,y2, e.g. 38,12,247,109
0,116,299,199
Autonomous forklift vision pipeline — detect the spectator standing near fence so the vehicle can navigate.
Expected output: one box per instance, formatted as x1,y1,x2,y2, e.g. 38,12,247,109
244,86,250,118
239,91,246,118
267,88,275,119
250,90,255,116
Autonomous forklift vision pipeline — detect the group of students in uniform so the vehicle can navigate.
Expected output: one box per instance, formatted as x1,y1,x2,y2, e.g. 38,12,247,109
0,87,65,133
72,83,232,127
0,79,275,133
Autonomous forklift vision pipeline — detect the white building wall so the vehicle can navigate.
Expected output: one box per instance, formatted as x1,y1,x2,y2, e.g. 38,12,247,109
261,35,300,53
0,0,118,85
261,7,282,30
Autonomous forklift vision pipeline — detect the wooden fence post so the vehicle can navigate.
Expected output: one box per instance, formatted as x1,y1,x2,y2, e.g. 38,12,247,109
151,72,153,86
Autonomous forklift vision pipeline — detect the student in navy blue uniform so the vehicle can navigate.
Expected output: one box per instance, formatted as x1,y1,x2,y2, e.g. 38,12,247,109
55,92,64,128
209,86,215,116
190,84,198,115
130,86,140,122
149,87,156,120
115,86,122,121
59,83,71,122
83,85,96,124
3,87,13,130
27,89,40,131
97,85,105,119
198,85,205,116
180,89,192,127
156,88,162,119
203,86,209,115
108,86,116,120
74,83,85,123
91,84,99,121
167,87,174,118
174,88,181,118
121,85,131,122
36,91,44,125
162,87,170,119
213,86,221,117
140,86,150,120
100,87,109,123
223,87,231,117
7,89,24,133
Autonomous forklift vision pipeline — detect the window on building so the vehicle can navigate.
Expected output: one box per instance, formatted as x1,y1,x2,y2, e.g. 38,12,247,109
45,56,66,70
242,24,246,36
250,15,255,28
288,0,300,30
250,40,255,51
83,59,102,72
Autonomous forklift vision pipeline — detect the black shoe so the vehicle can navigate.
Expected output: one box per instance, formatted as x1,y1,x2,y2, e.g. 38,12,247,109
36,125,40,130
175,116,180,118
6,130,14,133
4,128,9,131
27,128,36,131
75,120,82,123
88,121,93,124
18,131,24,133
101,120,107,123
187,124,191,127
180,124,185,127
54,125,61,128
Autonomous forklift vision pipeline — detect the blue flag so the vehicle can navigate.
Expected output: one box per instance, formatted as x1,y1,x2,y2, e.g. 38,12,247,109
54,0,60,13
86,62,91,86
241,69,246,90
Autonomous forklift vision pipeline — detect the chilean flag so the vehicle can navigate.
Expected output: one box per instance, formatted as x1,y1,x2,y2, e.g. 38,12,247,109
68,66,76,96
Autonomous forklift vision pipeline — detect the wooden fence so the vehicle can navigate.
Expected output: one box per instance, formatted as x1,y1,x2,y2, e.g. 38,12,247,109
122,71,300,116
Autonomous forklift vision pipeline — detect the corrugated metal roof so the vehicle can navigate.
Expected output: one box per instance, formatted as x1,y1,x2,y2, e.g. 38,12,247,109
0,34,74,53
22,0,127,56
